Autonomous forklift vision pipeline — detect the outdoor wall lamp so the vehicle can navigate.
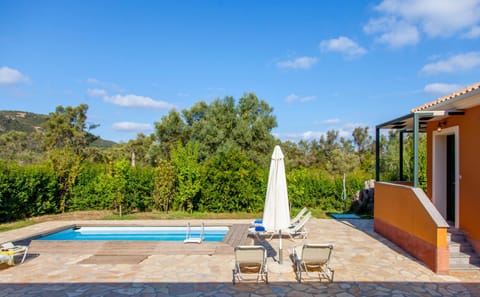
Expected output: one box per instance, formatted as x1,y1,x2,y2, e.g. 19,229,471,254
437,120,447,132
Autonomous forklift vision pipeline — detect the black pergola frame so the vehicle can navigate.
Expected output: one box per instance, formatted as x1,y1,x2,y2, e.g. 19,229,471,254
375,110,454,187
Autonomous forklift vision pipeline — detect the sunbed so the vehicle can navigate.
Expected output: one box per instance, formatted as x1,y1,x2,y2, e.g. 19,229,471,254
293,243,334,282
232,245,268,284
0,242,29,264
285,211,312,239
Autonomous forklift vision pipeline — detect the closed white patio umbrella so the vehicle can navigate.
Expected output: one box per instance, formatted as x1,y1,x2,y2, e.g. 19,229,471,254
262,145,290,264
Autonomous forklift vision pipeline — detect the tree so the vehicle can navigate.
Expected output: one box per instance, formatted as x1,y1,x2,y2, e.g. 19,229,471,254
234,93,277,164
186,98,237,159
199,146,264,212
379,130,400,181
42,104,95,153
152,110,186,160
352,126,374,173
151,93,277,164
41,104,98,212
0,131,43,164
171,141,201,212
152,159,176,212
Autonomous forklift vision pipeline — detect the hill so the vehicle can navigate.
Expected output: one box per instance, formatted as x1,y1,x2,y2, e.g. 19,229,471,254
0,110,116,148
0,110,47,134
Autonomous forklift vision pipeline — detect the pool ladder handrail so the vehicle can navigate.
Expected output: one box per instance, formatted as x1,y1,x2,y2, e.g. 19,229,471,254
184,222,204,243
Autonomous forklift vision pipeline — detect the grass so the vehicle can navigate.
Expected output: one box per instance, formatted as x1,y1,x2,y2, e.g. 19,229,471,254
0,208,367,232
0,220,37,232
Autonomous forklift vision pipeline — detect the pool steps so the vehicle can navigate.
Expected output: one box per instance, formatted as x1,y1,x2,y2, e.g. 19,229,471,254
184,222,205,244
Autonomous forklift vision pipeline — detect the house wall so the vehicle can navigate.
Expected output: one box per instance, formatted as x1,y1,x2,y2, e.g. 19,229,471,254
427,104,480,253
374,182,449,273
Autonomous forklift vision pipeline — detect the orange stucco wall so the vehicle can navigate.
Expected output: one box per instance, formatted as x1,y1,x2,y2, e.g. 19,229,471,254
374,182,449,273
426,104,480,252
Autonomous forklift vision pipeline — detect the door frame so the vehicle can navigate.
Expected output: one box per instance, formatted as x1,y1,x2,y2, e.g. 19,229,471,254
432,126,460,228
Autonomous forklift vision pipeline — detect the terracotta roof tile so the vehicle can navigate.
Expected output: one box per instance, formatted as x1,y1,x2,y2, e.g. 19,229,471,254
411,82,480,112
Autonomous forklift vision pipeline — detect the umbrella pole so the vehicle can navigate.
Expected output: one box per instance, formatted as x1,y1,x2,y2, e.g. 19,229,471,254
279,230,283,264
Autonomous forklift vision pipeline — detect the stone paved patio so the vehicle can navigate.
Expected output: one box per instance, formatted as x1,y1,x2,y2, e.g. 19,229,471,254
0,218,479,296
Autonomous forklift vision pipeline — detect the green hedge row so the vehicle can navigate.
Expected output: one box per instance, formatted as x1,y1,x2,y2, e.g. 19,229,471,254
0,156,370,223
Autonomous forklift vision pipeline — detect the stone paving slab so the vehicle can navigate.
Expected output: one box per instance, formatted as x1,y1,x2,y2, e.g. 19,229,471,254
0,218,479,296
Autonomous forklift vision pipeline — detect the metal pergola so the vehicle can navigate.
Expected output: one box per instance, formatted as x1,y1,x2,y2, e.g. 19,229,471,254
375,110,459,187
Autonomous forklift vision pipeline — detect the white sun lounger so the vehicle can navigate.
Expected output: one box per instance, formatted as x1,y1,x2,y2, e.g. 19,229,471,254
1,242,29,264
293,243,334,283
232,245,268,284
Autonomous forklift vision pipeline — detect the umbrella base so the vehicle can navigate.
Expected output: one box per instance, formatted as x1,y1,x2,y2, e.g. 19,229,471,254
268,260,293,273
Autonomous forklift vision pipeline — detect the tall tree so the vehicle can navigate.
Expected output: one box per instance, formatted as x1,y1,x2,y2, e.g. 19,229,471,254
171,141,201,212
152,110,186,160
42,104,94,153
41,104,96,212
352,126,374,173
234,93,277,164
152,93,277,164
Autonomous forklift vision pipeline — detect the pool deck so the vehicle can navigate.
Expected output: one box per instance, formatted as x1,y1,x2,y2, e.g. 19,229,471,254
1,218,479,296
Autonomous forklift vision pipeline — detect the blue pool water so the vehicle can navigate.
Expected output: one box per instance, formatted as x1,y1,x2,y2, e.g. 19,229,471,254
37,226,229,242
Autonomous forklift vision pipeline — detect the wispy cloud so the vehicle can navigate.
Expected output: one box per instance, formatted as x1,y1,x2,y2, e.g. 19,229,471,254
86,78,124,93
285,94,315,103
364,17,419,47
421,52,480,74
105,94,176,109
423,83,463,94
463,25,480,39
112,122,153,132
320,36,367,58
319,118,341,124
364,0,480,47
274,131,325,141
276,56,318,70
87,88,108,97
0,66,28,85
86,87,176,110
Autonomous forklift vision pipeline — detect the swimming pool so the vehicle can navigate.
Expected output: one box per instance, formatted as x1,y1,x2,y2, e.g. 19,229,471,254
37,226,230,242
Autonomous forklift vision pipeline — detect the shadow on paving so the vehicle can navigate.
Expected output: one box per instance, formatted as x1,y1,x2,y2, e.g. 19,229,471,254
334,219,426,260
0,281,479,296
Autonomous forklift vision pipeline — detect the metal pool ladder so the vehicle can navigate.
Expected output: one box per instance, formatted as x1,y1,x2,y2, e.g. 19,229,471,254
184,222,205,243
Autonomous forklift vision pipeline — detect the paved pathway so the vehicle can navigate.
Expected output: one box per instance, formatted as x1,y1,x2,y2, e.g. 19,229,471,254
0,219,479,296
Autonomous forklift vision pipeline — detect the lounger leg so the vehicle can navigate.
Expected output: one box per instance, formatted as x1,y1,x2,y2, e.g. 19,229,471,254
296,263,302,283
20,247,28,264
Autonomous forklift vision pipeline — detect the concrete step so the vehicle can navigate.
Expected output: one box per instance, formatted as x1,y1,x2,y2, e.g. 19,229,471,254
450,262,480,271
447,228,480,271
449,242,474,253
450,251,480,265
447,232,466,242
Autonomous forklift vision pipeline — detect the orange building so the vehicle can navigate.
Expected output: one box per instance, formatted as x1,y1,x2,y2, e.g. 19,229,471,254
375,82,480,273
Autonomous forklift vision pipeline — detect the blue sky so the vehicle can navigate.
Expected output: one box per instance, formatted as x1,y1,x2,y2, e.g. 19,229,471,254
1,0,480,143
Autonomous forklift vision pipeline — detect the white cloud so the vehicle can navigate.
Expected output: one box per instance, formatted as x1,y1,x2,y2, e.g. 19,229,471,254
104,94,176,109
86,78,100,84
423,83,463,94
463,25,480,38
112,122,153,132
364,17,420,47
86,78,124,92
276,56,318,69
421,52,480,74
0,66,28,85
365,0,480,47
274,131,326,141
320,118,341,124
87,88,108,97
320,36,367,58
285,94,315,103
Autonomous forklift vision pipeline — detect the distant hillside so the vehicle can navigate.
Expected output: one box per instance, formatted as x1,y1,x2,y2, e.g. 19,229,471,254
0,110,47,134
0,110,116,148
